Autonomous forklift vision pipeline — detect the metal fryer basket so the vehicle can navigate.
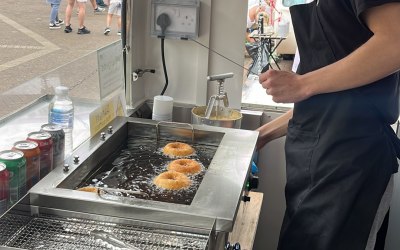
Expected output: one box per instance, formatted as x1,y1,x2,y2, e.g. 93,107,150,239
0,211,210,250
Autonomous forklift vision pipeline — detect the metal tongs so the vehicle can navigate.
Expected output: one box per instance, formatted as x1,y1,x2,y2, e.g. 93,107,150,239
90,229,142,250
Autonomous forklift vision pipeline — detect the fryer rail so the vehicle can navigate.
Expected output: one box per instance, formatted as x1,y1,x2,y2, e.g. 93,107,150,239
0,212,209,250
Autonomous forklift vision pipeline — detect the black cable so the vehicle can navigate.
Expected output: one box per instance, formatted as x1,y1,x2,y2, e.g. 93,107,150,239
160,38,168,95
156,13,171,95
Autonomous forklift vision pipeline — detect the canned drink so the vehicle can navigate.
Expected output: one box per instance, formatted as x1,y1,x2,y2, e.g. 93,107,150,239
27,132,53,179
0,150,26,206
13,140,41,190
0,162,10,214
41,124,65,169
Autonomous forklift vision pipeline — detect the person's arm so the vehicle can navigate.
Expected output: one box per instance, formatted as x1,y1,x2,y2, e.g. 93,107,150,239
256,109,293,150
259,3,400,103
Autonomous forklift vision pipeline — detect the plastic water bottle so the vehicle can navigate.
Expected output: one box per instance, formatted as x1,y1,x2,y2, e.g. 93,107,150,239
48,86,74,156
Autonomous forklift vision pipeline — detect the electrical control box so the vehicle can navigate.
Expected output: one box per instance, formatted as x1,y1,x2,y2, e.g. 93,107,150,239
151,0,200,39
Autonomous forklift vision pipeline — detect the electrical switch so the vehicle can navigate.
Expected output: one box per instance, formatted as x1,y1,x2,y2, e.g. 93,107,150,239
151,0,200,39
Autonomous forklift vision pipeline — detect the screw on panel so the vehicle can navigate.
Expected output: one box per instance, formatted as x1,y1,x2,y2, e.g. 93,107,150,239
100,132,106,140
107,126,113,134
63,164,69,172
73,155,80,164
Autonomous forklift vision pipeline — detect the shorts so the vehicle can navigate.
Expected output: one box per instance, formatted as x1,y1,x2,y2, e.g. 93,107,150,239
76,0,87,2
108,2,122,16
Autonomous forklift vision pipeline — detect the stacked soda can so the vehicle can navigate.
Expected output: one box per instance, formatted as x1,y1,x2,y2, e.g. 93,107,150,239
12,141,41,190
0,150,26,206
27,132,53,179
0,162,10,214
41,124,65,169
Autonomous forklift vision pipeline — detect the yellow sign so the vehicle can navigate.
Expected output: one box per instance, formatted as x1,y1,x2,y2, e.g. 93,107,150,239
89,92,127,136
89,101,115,136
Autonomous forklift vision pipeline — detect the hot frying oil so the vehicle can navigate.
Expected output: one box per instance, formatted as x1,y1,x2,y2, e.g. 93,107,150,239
79,137,217,205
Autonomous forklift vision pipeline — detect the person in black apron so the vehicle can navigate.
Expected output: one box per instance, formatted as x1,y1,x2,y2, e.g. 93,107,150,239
256,1,400,249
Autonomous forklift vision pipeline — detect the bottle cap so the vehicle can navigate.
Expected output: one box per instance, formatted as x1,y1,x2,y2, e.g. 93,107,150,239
55,86,69,95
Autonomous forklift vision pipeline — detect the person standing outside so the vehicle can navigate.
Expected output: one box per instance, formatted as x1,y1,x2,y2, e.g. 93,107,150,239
257,1,400,250
246,0,270,42
76,0,105,15
47,0,64,29
64,0,90,34
96,0,107,8
103,0,122,36
90,0,106,13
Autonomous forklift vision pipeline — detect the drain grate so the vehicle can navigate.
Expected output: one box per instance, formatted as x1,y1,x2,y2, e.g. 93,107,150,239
0,213,209,250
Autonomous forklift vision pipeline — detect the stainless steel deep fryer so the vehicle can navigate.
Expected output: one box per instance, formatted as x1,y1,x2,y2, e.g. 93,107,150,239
1,116,258,249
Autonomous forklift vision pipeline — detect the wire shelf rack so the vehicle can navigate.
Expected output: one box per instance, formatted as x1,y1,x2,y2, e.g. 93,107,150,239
0,212,209,250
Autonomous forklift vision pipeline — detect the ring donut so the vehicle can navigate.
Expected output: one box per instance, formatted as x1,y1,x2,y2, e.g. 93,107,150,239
163,142,194,157
153,171,191,190
77,186,98,193
168,159,201,175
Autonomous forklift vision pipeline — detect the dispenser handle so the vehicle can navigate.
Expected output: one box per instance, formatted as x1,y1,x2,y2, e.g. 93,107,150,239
205,95,216,119
207,72,234,81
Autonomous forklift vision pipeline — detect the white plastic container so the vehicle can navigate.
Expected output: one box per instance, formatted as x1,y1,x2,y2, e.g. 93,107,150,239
276,19,290,38
152,95,173,121
48,86,74,156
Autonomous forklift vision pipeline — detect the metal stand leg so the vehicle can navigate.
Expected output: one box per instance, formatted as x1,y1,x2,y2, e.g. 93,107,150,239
266,38,284,70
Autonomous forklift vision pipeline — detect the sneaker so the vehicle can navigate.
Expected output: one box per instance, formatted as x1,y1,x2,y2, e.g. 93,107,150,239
104,27,111,35
77,26,91,35
64,25,72,33
117,30,121,36
49,22,61,29
56,19,64,25
94,6,105,13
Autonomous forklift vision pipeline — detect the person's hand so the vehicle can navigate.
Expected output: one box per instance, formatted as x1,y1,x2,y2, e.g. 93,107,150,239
259,69,310,103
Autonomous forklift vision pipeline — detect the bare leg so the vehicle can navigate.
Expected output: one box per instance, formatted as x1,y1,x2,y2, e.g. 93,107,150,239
106,14,112,28
117,15,121,31
77,2,86,28
90,0,98,10
65,0,75,26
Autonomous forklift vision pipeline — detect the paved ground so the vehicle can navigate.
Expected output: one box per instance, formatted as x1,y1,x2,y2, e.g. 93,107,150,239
0,0,294,118
0,0,119,118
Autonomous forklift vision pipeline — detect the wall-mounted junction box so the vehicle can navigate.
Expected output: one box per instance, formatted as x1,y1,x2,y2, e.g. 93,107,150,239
151,0,200,39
